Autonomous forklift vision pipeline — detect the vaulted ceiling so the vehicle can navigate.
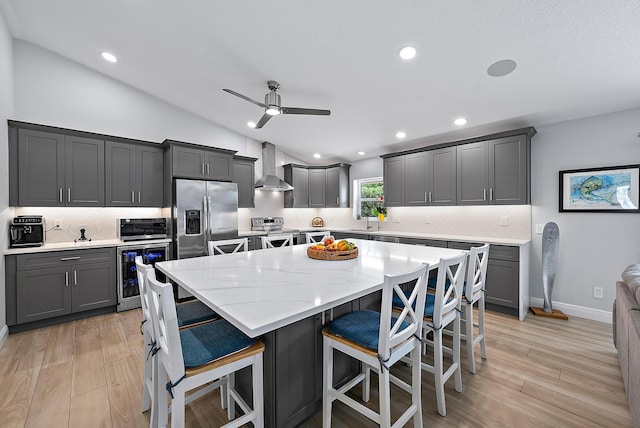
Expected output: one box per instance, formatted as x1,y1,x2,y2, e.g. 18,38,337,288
2,1,639,163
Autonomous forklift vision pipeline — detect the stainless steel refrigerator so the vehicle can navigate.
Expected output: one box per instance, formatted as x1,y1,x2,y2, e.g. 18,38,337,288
174,179,238,297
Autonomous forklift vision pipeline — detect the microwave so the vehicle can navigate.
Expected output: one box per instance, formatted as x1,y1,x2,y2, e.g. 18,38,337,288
119,218,168,241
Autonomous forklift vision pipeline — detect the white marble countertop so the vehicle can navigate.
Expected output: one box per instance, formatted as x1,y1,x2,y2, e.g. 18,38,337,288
4,238,173,255
156,239,466,338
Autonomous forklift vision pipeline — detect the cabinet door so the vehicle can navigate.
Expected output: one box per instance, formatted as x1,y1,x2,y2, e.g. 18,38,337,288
485,259,519,309
105,141,136,206
16,267,72,324
457,141,488,205
405,152,428,206
383,156,405,206
71,262,116,313
286,167,309,208
137,145,164,206
488,135,528,204
204,150,233,181
274,314,323,427
308,169,326,207
233,158,256,208
429,146,457,205
17,129,65,206
65,135,105,206
172,146,205,178
325,167,340,207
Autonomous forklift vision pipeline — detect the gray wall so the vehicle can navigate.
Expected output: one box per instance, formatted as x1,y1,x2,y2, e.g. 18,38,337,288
0,7,14,341
531,108,640,319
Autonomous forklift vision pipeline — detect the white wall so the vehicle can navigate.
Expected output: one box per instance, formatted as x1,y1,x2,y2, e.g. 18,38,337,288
0,7,14,346
531,108,640,320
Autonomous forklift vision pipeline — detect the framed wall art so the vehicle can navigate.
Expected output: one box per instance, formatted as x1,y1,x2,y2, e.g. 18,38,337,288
559,164,640,212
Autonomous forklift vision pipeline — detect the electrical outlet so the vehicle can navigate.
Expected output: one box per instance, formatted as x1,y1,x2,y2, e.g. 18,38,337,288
535,224,544,234
54,218,63,229
500,216,509,226
593,287,604,299
424,215,431,224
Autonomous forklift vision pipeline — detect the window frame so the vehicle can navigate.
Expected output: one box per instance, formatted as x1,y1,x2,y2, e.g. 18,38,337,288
353,177,384,220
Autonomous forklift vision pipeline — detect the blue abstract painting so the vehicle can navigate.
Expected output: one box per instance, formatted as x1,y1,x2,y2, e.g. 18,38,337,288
569,172,634,208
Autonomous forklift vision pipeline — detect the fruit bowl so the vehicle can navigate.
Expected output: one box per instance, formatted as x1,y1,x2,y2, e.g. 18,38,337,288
307,246,358,261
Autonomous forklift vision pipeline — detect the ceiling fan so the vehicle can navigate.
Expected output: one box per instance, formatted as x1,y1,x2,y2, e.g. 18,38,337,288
223,80,331,129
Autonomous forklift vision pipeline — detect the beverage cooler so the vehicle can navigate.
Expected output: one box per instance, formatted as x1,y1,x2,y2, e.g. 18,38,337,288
117,243,170,311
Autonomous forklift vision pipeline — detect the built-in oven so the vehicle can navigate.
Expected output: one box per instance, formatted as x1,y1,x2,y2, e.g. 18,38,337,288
116,218,170,312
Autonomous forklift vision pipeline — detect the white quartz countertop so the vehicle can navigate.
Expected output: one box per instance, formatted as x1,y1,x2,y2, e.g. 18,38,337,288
4,238,173,255
156,239,466,338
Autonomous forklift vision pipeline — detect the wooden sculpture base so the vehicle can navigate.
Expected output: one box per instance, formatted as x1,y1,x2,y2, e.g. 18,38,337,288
530,307,568,320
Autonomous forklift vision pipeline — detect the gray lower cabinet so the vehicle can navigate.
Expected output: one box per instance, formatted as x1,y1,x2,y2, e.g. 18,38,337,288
105,141,164,206
16,129,105,206
10,248,116,326
233,156,257,208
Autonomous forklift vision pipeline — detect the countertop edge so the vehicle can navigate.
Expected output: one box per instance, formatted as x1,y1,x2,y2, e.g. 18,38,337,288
4,238,173,255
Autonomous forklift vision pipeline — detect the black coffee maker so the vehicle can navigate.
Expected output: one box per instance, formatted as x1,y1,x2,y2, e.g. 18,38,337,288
9,216,44,247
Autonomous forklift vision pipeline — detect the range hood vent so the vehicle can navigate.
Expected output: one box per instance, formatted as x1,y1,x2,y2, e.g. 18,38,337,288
255,142,294,191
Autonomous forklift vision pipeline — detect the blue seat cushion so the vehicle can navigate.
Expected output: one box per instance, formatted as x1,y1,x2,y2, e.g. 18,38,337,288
392,291,436,318
180,319,256,368
326,310,410,351
176,299,218,327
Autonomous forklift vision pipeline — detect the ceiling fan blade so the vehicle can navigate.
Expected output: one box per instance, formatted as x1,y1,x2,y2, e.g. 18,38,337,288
223,88,267,108
281,107,331,116
254,114,272,129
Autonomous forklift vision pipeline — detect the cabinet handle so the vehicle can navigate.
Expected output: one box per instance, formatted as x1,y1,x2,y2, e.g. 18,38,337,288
424,192,427,203
59,188,63,203
138,191,141,203
429,191,432,203
65,272,69,287
201,163,205,174
490,188,493,201
68,188,71,203
337,197,339,206
207,164,210,175
483,188,487,201
60,256,81,261
131,191,135,203
74,270,77,286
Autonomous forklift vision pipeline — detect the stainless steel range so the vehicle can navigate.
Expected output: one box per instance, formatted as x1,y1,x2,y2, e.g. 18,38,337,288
251,217,301,245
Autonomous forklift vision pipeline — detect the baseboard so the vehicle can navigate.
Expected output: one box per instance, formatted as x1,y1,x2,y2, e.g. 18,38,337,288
528,297,612,324
0,324,8,351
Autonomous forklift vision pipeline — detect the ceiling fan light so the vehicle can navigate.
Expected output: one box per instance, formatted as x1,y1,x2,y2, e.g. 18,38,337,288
266,107,281,116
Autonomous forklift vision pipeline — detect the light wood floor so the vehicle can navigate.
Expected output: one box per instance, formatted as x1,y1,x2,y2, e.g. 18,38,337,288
0,308,631,427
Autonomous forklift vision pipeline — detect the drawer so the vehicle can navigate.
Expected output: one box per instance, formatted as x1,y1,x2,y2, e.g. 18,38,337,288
17,248,116,271
487,245,519,262
399,237,448,248
447,241,482,251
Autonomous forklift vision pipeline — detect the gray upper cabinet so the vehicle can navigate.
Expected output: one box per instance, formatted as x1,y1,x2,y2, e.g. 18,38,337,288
457,135,529,205
325,165,350,208
169,142,235,181
308,168,326,207
106,141,164,207
456,141,488,205
405,152,428,206
17,129,104,207
284,163,350,208
232,156,257,208
488,134,529,204
383,156,405,207
429,146,457,205
284,165,309,208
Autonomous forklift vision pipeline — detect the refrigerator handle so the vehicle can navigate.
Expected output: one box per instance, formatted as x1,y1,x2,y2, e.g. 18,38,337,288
207,196,213,241
203,195,209,245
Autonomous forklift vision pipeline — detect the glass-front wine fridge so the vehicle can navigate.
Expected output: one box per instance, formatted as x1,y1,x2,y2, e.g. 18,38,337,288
116,242,170,311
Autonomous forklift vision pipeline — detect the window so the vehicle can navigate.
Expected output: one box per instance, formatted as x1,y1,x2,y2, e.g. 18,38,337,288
354,177,384,219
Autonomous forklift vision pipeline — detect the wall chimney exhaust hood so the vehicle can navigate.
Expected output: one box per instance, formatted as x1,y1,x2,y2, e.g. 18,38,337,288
255,142,294,191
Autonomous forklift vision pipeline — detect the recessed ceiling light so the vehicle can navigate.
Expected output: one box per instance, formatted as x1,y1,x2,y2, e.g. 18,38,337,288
396,131,406,139
357,151,366,156
487,59,517,77
247,121,256,128
101,52,118,63
313,153,321,159
398,46,417,60
454,118,467,126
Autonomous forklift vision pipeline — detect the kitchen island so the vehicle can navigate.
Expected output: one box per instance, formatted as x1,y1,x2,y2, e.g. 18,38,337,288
156,239,465,427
